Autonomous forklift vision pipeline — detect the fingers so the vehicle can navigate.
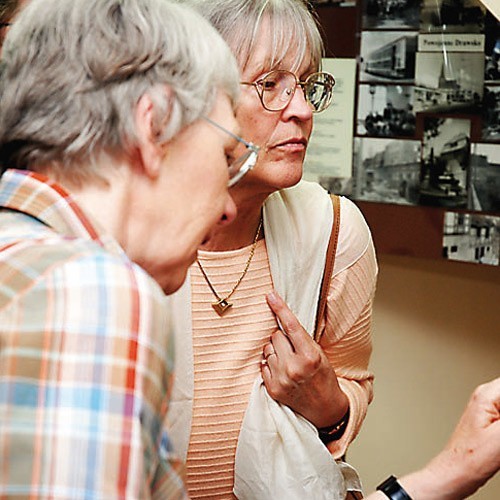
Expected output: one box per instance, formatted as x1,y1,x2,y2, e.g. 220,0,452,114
467,377,500,425
263,343,276,360
266,291,300,333
261,342,278,370
266,291,314,351
476,377,500,412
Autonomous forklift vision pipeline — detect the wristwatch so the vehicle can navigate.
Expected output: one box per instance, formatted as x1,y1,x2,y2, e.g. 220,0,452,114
376,475,413,500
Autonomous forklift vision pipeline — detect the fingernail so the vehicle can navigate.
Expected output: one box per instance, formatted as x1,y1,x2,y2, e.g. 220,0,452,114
267,291,278,304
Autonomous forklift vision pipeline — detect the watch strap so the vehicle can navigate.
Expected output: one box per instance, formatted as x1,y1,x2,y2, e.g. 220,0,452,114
376,475,412,500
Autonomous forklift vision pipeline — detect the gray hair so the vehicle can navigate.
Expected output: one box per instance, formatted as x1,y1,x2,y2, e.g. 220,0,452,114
0,0,240,179
182,0,324,74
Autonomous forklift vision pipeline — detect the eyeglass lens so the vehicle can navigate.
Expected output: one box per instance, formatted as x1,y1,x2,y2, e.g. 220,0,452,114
228,148,258,187
258,71,334,113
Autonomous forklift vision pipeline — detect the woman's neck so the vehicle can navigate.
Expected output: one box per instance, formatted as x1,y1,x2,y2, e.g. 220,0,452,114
201,194,267,251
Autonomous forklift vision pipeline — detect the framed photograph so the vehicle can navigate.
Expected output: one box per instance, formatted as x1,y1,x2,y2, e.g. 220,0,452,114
470,142,500,211
362,0,421,30
482,86,500,141
414,52,484,113
484,13,500,82
359,31,417,83
352,137,421,205
420,117,471,208
443,211,500,265
357,84,416,137
420,0,486,34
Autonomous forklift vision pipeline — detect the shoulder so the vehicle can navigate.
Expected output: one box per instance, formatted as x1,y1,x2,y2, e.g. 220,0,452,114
0,236,167,317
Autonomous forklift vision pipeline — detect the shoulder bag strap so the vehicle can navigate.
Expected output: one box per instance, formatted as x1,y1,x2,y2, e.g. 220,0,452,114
314,194,340,343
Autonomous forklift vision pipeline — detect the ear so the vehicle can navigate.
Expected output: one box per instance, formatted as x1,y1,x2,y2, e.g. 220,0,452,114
134,93,164,179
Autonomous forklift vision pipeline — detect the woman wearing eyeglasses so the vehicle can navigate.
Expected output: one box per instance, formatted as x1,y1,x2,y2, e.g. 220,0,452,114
167,0,377,498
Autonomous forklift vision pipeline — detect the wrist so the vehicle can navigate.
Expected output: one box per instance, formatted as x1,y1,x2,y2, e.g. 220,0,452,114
317,406,350,444
395,457,471,500
405,449,482,500
376,475,412,500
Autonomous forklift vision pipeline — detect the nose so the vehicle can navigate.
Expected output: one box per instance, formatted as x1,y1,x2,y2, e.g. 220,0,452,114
217,193,237,227
282,85,314,121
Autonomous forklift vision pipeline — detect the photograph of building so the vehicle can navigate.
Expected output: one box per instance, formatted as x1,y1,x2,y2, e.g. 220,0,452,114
360,31,417,82
352,137,421,204
443,211,500,265
414,51,484,112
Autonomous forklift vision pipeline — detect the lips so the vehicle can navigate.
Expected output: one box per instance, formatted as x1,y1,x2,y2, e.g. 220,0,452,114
273,137,308,148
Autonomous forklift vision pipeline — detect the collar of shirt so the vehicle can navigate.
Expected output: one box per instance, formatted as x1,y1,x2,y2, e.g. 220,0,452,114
0,169,124,256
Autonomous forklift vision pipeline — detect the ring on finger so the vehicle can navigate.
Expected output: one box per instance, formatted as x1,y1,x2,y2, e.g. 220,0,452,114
265,350,276,360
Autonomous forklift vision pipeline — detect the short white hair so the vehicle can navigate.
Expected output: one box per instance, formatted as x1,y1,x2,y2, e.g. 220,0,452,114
0,0,240,179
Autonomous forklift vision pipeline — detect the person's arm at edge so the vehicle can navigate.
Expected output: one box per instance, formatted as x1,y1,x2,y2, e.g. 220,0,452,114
365,377,500,500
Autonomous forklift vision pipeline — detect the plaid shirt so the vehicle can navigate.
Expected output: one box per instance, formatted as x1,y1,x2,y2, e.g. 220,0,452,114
0,170,186,499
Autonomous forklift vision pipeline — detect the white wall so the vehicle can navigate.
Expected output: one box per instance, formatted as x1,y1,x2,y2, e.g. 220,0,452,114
348,254,500,499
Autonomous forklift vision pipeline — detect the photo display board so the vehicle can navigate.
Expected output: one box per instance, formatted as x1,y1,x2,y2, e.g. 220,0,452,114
306,0,500,266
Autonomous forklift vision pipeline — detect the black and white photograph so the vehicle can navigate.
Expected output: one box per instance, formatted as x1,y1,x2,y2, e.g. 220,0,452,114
420,117,471,208
484,14,500,81
469,143,500,212
420,0,486,34
362,0,421,30
442,211,500,265
352,137,421,204
357,84,416,137
359,31,417,82
414,52,484,113
482,86,500,141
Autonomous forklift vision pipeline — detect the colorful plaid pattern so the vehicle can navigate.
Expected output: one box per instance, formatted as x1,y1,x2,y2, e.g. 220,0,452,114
0,170,186,499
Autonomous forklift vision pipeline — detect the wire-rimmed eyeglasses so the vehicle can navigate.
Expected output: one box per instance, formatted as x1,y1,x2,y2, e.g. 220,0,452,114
241,70,335,113
204,117,259,187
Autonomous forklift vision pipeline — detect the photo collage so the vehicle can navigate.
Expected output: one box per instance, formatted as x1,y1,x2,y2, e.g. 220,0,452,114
312,0,500,266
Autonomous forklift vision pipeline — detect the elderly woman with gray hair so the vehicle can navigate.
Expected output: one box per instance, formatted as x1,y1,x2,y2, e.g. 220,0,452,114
166,0,377,498
0,0,258,497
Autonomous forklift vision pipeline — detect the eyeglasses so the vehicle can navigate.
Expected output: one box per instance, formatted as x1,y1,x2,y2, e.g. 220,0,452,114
203,117,259,187
241,70,335,113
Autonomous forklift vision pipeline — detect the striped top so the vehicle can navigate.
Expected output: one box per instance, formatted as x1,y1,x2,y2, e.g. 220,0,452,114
187,213,377,499
0,170,186,499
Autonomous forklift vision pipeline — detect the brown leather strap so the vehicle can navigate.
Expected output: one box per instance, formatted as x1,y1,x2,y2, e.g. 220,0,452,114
314,194,340,343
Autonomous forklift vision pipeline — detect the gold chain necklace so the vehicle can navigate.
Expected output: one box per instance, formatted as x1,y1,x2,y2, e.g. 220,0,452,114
196,218,263,316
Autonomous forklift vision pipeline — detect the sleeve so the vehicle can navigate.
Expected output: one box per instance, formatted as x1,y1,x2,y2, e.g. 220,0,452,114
0,248,186,498
318,198,378,458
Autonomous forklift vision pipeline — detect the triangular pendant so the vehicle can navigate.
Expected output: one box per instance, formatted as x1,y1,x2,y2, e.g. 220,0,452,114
212,299,233,316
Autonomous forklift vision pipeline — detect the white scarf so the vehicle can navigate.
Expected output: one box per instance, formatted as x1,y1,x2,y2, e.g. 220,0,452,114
168,181,360,499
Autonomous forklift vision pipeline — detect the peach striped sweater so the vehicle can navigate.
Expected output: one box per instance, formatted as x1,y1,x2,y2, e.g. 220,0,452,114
185,198,377,499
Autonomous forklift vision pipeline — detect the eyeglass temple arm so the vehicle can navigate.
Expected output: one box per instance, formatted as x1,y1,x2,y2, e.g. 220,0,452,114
203,116,258,150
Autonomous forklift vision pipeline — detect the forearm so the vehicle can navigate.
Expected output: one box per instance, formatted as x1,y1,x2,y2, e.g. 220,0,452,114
322,297,375,456
364,462,481,500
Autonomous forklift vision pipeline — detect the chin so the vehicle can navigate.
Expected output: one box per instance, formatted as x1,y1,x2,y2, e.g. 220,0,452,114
161,267,189,295
274,170,303,191
253,166,303,193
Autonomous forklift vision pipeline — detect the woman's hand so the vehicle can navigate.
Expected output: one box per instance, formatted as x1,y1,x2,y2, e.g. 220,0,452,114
261,290,349,429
